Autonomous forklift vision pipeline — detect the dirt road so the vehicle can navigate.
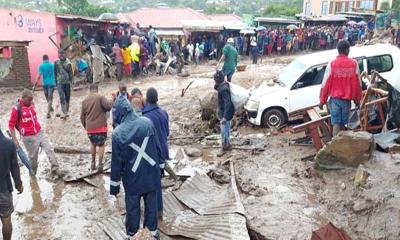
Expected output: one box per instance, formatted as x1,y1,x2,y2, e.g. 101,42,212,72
0,56,399,240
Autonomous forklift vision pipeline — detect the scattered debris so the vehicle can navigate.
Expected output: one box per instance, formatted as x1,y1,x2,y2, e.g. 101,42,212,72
315,131,374,168
54,145,91,154
83,177,100,188
374,132,400,152
173,173,245,215
132,228,153,240
311,222,352,240
352,200,373,213
208,167,231,184
184,147,203,157
354,165,370,188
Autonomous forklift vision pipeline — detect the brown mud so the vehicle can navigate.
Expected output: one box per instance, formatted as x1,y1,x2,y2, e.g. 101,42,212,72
0,55,399,239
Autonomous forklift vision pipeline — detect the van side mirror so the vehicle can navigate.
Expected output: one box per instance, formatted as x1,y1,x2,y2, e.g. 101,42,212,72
293,82,304,89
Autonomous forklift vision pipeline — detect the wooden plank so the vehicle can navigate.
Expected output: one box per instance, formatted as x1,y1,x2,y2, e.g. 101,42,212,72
54,145,91,154
291,115,331,133
288,104,319,118
306,109,321,121
371,88,388,96
365,97,388,107
309,124,323,151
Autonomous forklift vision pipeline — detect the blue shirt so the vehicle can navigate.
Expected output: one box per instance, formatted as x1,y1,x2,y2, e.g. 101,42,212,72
38,61,55,86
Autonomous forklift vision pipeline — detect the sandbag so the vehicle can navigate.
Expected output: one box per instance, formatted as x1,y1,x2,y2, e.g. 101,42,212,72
229,83,249,111
311,222,352,240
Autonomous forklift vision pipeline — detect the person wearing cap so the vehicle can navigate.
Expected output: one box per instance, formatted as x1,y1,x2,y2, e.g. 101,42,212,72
216,38,238,82
54,50,73,119
214,71,235,157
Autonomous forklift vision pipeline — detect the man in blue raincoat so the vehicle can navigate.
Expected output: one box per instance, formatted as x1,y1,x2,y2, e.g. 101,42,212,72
143,88,170,217
110,96,164,239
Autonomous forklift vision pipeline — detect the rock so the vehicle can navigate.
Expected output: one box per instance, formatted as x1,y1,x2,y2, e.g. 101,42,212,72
199,91,218,121
184,147,203,158
340,182,346,191
354,165,370,187
388,143,400,153
352,200,373,213
315,131,374,168
208,168,230,184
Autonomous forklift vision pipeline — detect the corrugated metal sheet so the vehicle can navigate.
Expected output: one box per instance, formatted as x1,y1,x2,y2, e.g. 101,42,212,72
155,29,185,36
161,212,249,240
100,215,183,240
172,173,245,215
161,192,250,240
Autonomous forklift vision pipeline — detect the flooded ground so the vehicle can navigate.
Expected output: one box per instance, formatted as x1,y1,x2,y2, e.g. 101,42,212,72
0,55,399,240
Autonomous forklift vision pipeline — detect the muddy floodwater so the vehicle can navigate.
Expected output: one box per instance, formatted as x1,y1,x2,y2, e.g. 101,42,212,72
0,56,399,240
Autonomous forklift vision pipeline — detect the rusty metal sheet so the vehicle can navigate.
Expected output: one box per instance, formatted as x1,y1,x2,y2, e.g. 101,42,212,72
172,173,245,215
101,215,181,240
101,216,126,240
161,192,249,240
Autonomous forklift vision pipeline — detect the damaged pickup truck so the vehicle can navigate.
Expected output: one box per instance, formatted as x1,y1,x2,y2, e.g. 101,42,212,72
244,44,400,128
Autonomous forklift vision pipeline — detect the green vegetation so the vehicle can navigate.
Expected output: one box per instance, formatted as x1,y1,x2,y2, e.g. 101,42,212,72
57,0,110,17
263,0,301,17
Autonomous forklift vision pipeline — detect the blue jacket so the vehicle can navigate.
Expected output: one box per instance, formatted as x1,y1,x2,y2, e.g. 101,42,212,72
143,104,170,161
110,104,165,196
112,94,131,128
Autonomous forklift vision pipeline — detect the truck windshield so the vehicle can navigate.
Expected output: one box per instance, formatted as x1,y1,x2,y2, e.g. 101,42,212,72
278,60,306,86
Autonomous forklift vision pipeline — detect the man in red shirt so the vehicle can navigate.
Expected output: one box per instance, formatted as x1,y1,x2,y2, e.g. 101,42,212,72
319,40,362,136
9,90,60,175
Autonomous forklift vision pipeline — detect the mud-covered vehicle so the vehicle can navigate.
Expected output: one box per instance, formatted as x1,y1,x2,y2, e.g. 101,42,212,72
244,44,400,128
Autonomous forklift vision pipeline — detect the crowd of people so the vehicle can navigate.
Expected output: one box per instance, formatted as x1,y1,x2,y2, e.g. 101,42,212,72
237,21,377,64
0,34,240,239
1,14,398,240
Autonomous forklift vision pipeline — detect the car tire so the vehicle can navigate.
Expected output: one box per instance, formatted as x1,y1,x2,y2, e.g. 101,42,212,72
262,108,286,128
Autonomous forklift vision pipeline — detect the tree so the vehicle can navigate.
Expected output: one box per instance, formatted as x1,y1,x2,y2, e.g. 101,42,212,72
380,1,391,10
57,0,110,17
263,0,301,17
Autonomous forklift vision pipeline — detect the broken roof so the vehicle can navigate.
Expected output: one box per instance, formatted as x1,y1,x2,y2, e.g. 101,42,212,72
124,8,209,29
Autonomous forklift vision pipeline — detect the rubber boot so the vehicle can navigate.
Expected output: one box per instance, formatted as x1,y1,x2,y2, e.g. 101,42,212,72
217,145,226,157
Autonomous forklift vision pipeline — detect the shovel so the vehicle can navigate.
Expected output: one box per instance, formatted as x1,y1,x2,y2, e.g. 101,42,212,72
6,130,35,175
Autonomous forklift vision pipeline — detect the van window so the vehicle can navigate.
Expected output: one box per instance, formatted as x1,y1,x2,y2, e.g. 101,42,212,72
291,65,326,90
357,58,364,73
367,55,393,73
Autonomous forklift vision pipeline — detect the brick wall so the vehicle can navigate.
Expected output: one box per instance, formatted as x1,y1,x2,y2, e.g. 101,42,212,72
0,46,31,88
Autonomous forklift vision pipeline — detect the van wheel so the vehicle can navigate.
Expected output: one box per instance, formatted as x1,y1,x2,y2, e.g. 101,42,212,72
262,109,285,128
